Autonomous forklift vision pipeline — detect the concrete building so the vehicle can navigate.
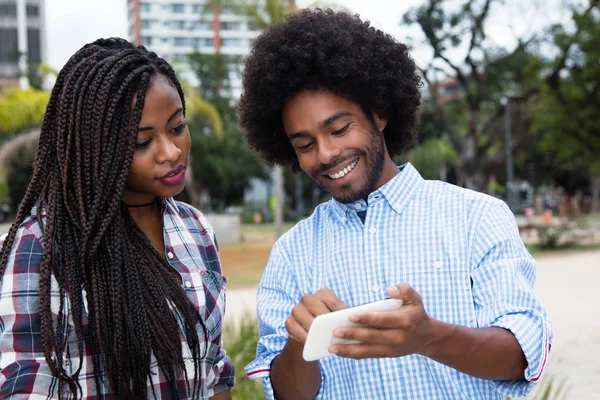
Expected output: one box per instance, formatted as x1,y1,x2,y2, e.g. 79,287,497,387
0,0,46,91
126,0,260,95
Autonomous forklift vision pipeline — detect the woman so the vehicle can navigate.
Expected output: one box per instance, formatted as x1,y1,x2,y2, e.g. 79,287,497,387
0,38,234,399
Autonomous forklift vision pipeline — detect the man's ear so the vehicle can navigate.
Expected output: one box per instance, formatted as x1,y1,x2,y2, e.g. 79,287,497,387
372,113,388,133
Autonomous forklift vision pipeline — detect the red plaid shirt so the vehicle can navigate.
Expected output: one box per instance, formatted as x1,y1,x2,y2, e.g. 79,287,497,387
0,198,234,398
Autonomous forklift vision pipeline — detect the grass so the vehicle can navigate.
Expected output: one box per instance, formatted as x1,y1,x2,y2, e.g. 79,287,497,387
527,243,600,257
222,223,600,288
220,223,297,288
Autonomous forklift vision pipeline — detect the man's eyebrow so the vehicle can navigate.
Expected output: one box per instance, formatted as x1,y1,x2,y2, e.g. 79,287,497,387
138,108,183,131
319,112,352,129
289,131,309,141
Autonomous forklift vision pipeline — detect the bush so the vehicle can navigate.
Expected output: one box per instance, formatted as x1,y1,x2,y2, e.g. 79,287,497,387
508,375,569,400
223,314,265,399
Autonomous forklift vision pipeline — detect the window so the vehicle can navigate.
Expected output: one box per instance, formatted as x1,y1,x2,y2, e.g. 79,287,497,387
26,5,39,16
142,36,153,46
171,20,185,30
140,2,150,12
27,29,41,62
0,29,18,63
247,21,261,31
191,4,203,13
221,39,241,48
141,20,152,29
193,38,213,47
172,4,185,13
0,4,16,16
221,22,240,31
191,21,212,30
174,37,187,47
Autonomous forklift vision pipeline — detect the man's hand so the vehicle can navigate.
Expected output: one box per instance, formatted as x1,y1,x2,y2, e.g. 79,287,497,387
285,287,348,344
328,283,434,359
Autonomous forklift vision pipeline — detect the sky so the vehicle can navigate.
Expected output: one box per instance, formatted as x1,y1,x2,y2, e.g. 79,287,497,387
45,0,573,73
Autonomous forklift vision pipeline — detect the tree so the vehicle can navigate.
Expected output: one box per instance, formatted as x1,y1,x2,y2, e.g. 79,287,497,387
0,87,49,137
531,0,600,211
188,122,268,212
403,0,547,193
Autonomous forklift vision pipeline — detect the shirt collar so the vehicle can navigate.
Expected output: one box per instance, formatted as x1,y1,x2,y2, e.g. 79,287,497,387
330,162,424,223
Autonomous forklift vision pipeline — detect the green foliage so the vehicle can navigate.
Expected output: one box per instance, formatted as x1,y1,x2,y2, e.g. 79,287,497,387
0,88,49,135
531,2,600,175
402,0,547,192
507,375,569,400
223,315,265,400
410,136,458,180
188,121,268,212
537,223,573,250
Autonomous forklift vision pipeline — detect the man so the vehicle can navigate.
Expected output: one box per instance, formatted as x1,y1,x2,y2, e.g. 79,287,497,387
239,9,551,400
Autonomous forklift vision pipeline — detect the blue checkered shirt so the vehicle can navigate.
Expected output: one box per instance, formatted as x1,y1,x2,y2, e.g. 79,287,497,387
0,198,234,398
246,163,551,399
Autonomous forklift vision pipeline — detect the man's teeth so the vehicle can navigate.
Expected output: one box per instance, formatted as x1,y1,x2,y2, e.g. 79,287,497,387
328,159,358,180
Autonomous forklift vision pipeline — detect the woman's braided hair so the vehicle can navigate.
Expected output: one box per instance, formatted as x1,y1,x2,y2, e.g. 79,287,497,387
0,38,206,399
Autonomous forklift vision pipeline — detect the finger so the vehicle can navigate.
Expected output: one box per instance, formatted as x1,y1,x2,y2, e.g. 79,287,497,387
329,343,395,360
300,293,337,318
285,316,308,343
333,326,405,345
316,288,348,312
349,310,408,329
386,283,422,306
291,302,320,332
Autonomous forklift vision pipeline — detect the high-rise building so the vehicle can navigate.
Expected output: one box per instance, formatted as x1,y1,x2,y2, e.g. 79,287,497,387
126,0,260,95
0,0,46,91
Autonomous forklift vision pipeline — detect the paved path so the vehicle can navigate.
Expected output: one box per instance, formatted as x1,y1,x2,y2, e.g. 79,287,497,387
226,250,600,399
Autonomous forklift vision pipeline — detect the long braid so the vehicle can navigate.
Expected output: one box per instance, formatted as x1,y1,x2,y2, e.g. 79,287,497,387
0,38,209,398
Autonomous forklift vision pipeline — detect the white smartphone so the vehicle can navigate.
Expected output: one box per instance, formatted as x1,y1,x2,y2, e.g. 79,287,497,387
302,298,403,362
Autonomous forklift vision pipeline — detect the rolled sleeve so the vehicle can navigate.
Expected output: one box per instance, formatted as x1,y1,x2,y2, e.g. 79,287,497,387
470,202,552,398
244,243,303,400
206,346,235,396
0,227,56,398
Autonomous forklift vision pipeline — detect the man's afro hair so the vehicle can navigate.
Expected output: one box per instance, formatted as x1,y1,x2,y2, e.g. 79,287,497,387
239,8,422,167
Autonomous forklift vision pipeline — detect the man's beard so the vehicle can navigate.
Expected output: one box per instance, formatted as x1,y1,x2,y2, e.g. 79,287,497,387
314,129,386,204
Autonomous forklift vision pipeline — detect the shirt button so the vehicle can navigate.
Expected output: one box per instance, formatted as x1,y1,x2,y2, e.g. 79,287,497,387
185,280,192,288
434,260,442,269
354,203,361,210
167,252,174,259
369,227,377,234
372,284,380,292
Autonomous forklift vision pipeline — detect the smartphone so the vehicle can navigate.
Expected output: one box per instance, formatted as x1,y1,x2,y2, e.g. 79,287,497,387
302,298,403,362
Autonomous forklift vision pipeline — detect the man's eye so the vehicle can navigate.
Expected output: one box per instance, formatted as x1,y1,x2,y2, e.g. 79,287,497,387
332,124,350,135
297,143,313,152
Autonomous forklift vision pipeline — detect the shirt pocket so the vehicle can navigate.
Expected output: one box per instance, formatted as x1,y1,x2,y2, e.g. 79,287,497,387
387,245,476,327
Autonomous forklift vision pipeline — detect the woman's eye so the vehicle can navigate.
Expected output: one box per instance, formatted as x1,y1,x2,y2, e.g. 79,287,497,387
135,140,151,149
171,121,188,134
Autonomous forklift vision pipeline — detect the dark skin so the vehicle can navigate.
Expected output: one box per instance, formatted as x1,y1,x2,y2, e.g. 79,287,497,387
270,90,526,400
123,75,232,400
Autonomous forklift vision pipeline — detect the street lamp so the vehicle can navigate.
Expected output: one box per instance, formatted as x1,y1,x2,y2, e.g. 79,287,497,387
501,94,514,212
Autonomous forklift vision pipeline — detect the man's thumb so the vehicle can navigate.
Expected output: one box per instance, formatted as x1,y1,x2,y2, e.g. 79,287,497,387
386,283,420,305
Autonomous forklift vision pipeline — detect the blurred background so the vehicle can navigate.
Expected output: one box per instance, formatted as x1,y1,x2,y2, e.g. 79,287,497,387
0,0,598,398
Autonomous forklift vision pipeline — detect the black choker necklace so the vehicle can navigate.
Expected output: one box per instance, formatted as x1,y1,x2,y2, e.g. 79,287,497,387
123,200,157,208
